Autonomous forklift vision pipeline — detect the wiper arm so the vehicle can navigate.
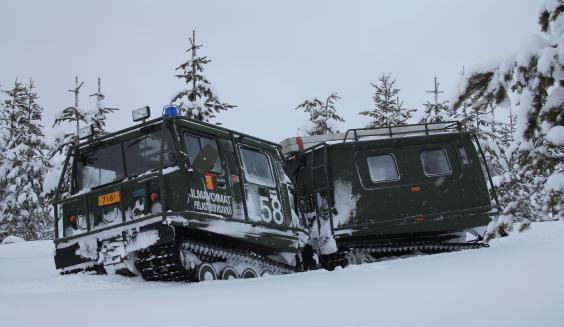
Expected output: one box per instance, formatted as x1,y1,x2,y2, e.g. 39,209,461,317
128,135,152,148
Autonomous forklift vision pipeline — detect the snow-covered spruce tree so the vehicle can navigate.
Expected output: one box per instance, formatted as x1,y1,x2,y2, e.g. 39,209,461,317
295,93,345,135
0,81,23,239
453,80,511,174
394,96,416,121
452,65,526,230
420,77,450,123
172,30,235,122
453,73,535,234
454,0,564,237
360,73,414,127
89,78,118,137
0,78,52,240
0,83,9,239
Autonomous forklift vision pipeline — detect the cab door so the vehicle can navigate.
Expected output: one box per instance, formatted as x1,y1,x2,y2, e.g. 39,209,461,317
237,145,287,227
182,132,234,218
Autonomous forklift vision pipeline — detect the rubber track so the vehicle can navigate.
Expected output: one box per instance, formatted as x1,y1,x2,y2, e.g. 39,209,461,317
182,240,295,273
135,243,194,282
135,239,295,282
344,241,488,263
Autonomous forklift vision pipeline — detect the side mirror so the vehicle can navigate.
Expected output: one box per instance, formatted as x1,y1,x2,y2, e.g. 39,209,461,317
191,145,219,174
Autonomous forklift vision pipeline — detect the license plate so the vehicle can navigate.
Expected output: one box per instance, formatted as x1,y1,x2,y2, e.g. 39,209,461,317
98,191,120,206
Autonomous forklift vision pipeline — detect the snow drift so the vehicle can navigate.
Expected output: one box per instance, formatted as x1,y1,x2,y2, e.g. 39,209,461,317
1,222,563,327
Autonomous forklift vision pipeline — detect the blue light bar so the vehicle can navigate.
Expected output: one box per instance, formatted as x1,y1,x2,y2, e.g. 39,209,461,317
163,105,179,117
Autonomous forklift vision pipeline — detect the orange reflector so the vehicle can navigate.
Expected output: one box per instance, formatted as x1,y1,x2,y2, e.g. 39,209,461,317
205,173,215,191
68,215,77,224
411,185,421,192
415,215,424,222
150,192,159,202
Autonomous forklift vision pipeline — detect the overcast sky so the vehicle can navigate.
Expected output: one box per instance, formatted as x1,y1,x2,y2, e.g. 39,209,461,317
0,0,544,142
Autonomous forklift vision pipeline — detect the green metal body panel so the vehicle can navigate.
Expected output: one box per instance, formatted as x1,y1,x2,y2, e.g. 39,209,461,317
287,131,495,244
53,117,306,270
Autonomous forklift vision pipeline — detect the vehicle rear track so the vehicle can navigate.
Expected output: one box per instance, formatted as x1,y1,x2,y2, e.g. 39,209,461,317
344,241,488,264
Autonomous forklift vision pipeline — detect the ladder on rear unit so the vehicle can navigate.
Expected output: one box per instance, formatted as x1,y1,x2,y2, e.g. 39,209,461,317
302,143,334,232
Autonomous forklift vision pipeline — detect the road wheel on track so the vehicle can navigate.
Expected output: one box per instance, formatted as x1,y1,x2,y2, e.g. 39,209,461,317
198,263,218,281
220,266,238,280
261,270,274,277
241,268,258,279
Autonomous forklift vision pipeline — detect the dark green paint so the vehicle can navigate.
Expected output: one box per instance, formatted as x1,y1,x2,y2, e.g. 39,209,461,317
287,131,496,243
53,117,306,256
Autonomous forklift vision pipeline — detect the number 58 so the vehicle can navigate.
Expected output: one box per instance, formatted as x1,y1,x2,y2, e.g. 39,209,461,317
260,194,284,225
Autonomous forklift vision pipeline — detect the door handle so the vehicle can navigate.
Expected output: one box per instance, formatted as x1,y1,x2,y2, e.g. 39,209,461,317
216,178,227,188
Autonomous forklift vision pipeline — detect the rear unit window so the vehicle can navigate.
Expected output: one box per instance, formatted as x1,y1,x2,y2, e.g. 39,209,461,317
239,147,275,187
184,133,222,173
367,154,399,183
420,148,452,176
458,146,470,165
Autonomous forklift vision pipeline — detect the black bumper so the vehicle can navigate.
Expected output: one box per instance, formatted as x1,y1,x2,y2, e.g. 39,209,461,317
54,221,175,270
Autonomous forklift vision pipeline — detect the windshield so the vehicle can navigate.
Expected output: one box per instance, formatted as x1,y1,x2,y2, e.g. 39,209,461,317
75,129,176,191
77,143,125,190
124,130,176,176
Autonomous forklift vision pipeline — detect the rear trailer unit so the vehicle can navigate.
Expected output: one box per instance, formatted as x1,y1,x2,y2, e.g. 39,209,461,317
282,122,499,268
52,115,308,281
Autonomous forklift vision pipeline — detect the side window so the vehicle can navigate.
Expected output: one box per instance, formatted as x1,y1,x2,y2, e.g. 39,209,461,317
367,154,400,183
239,147,275,187
458,146,470,166
420,148,452,176
183,133,222,173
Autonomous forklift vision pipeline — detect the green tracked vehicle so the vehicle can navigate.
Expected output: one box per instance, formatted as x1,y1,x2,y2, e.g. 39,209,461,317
53,106,308,281
282,122,499,269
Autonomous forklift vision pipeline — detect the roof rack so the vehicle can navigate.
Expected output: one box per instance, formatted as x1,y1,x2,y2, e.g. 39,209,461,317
342,121,462,143
280,121,463,155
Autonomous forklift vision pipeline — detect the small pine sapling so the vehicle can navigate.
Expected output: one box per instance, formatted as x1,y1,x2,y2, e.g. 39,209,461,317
52,76,87,156
172,30,235,122
420,77,450,123
49,76,88,200
296,93,345,135
360,73,413,127
89,78,118,137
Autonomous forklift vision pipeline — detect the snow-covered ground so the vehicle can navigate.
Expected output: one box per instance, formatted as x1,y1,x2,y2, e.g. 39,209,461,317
1,222,563,327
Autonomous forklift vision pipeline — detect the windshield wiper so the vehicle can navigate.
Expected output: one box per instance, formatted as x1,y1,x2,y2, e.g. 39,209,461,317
127,135,154,148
